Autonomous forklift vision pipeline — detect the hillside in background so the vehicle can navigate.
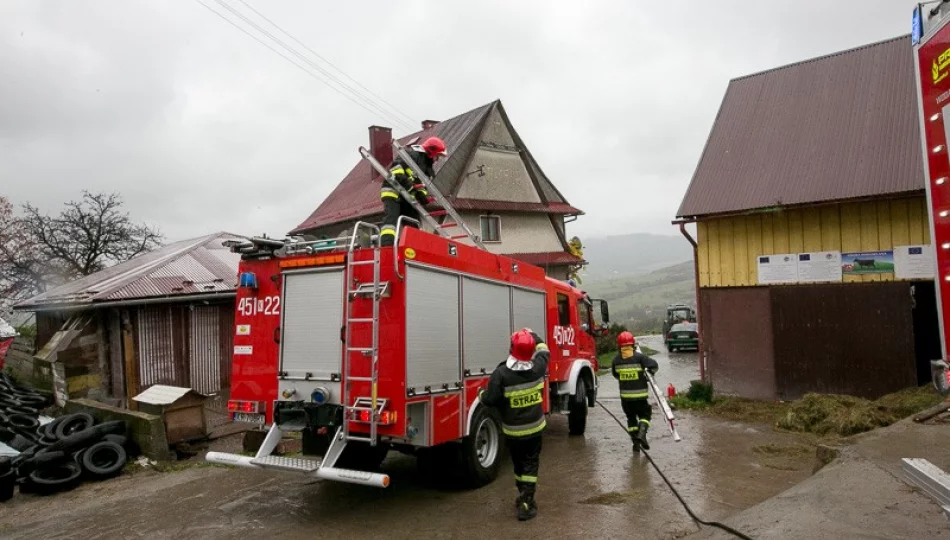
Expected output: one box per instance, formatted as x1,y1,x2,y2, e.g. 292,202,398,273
583,260,695,334
578,233,693,280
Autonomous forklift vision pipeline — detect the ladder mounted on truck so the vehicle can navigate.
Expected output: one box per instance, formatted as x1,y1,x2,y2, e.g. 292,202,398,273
359,141,487,250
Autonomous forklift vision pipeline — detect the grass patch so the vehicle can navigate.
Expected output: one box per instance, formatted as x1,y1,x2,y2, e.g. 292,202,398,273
752,443,812,457
674,385,944,437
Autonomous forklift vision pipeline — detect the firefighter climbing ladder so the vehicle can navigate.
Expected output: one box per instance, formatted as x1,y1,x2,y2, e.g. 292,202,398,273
345,140,486,447
358,141,487,251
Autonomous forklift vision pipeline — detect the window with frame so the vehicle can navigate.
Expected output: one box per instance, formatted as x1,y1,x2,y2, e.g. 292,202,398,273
556,293,571,326
480,215,501,242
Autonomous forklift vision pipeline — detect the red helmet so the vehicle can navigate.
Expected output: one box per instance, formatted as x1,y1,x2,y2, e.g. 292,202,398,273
421,137,447,159
617,331,635,347
510,329,536,361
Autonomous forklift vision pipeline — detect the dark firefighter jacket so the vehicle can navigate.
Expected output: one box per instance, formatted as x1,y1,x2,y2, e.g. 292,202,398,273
382,146,433,204
478,331,549,438
611,347,659,400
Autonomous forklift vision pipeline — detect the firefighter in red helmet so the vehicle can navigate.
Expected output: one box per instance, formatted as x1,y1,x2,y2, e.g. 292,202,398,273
479,328,549,521
612,331,658,453
380,136,447,247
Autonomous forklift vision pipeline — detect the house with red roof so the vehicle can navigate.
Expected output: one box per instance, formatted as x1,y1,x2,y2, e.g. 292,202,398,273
290,100,586,280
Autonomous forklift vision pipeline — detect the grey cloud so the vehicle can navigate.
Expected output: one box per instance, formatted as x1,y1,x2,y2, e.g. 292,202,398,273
0,0,923,245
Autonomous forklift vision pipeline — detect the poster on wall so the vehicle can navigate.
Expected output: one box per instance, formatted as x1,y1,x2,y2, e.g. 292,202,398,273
757,253,798,284
894,245,936,280
797,251,843,283
841,251,895,275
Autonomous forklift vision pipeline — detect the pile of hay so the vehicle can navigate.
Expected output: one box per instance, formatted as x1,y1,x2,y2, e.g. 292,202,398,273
777,387,944,436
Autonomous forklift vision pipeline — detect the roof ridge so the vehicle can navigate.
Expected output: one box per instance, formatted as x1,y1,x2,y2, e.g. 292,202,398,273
730,34,910,83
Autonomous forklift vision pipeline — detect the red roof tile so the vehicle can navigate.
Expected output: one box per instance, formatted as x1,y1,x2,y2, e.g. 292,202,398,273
677,35,924,218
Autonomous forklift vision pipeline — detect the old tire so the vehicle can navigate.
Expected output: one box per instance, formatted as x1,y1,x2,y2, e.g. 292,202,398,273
91,421,126,438
0,470,14,502
54,413,94,439
457,405,503,488
81,441,127,479
46,426,101,454
27,462,82,495
104,434,140,458
568,378,589,436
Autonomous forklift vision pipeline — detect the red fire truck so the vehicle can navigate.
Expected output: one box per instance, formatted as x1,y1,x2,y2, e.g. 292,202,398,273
912,4,950,396
207,221,610,488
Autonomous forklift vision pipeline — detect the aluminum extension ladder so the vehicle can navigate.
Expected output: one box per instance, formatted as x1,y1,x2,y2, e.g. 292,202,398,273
341,222,386,446
359,140,486,250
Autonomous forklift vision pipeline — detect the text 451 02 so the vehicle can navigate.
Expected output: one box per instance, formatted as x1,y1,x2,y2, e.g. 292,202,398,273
237,296,281,317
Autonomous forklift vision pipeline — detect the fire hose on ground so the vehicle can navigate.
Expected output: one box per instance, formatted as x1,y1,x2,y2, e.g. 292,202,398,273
595,372,754,540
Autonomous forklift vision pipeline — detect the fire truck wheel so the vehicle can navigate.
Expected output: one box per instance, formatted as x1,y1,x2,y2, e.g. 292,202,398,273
568,378,589,436
459,406,502,488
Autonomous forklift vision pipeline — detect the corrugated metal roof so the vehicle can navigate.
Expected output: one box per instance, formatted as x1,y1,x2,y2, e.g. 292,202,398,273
677,35,924,218
290,100,578,234
15,232,245,310
508,251,586,266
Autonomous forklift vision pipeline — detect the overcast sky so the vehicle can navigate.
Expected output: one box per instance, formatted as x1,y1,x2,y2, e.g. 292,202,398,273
0,0,924,243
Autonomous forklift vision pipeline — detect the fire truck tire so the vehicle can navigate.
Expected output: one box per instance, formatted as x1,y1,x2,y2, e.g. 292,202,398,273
458,406,502,488
568,378,589,436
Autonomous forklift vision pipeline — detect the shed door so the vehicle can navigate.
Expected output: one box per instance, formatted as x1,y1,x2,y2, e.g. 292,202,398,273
137,306,182,388
189,305,227,394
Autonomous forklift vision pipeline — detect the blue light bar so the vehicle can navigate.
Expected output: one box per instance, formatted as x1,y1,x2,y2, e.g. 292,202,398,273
238,272,258,289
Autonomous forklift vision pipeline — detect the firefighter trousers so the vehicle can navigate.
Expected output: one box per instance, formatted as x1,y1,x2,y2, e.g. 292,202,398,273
508,435,542,497
381,196,420,247
621,399,652,439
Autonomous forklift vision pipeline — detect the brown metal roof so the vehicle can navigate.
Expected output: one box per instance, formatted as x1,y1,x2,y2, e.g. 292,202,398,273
14,232,245,310
290,100,578,234
677,35,924,219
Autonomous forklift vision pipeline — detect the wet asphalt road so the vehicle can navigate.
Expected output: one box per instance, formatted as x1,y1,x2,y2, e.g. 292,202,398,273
1,336,815,540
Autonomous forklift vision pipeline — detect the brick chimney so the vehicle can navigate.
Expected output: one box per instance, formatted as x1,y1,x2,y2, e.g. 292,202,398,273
421,119,440,131
368,126,393,178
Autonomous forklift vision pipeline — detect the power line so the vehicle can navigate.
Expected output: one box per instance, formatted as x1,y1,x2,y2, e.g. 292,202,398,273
209,0,415,131
233,0,418,127
193,0,415,132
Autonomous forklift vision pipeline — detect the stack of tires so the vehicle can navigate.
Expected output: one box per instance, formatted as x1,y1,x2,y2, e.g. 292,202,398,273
0,373,136,500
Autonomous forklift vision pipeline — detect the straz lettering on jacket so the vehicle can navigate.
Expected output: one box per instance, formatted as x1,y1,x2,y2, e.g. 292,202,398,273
617,367,641,381
507,382,544,409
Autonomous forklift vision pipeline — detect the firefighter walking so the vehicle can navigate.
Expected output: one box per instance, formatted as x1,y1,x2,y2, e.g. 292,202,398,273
380,136,447,247
612,331,659,453
479,328,549,521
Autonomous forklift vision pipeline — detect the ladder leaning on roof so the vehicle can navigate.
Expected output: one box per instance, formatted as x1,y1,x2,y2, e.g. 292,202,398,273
358,140,486,251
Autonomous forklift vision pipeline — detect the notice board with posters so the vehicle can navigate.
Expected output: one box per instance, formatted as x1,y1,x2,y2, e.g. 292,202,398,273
797,251,842,283
757,253,798,284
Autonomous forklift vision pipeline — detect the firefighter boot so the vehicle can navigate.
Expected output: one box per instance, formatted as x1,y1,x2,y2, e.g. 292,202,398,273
637,421,650,451
518,493,538,521
630,431,641,453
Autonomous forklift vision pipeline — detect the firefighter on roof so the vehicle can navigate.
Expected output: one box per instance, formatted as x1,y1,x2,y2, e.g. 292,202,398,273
612,331,659,453
380,136,447,247
478,328,549,521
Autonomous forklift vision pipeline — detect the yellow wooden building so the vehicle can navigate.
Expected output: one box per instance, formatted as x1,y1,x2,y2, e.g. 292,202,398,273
676,36,939,400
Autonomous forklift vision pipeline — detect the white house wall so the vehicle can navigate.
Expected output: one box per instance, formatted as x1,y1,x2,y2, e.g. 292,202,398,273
457,212,563,254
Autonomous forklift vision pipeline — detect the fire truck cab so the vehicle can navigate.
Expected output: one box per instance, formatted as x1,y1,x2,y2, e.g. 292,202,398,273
208,221,610,488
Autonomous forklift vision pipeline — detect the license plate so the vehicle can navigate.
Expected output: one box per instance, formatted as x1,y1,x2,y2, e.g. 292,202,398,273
234,413,265,425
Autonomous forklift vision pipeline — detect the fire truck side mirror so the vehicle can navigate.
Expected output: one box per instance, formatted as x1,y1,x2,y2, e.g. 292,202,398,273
598,299,609,323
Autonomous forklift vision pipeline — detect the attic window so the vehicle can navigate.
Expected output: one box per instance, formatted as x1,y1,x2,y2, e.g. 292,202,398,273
480,215,501,242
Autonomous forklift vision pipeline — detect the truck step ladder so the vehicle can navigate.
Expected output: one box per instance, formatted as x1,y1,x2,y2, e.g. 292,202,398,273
359,141,486,250
342,222,384,446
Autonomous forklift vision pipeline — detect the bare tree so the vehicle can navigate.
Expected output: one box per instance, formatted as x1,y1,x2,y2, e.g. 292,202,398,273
0,196,48,308
0,192,163,306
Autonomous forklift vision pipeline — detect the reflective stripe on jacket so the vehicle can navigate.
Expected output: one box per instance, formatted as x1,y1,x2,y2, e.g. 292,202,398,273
611,347,658,401
479,332,549,438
